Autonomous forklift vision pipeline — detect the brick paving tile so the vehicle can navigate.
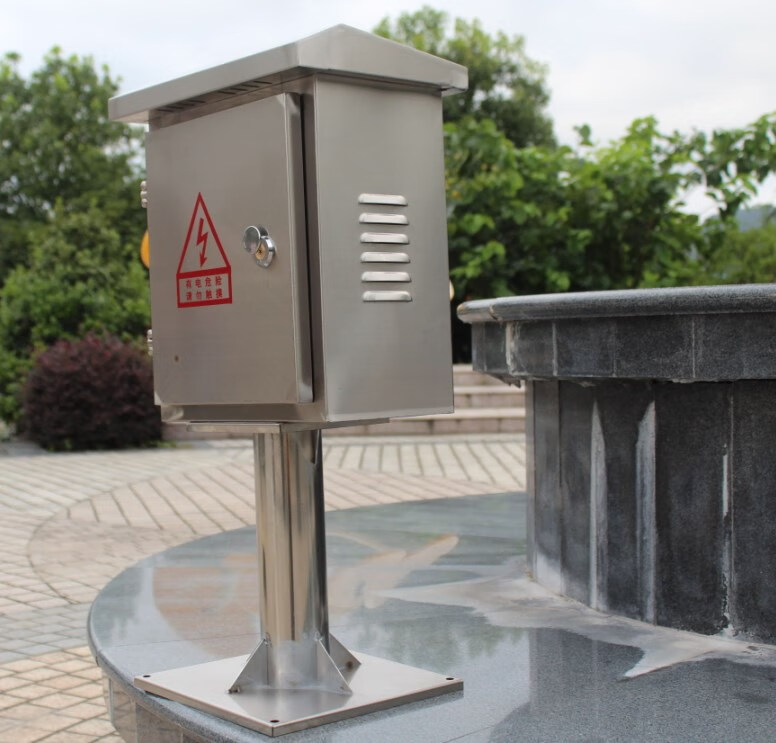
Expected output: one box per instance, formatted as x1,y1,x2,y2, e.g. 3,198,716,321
18,667,62,682
7,684,49,701
2,725,54,743
0,695,26,711
69,648,93,659
71,669,103,682
56,701,107,719
49,661,93,673
65,719,118,737
39,732,101,742
0,675,31,691
40,676,88,691
35,693,88,710
0,433,526,741
3,701,52,720
0,719,19,734
17,713,76,733
67,684,104,700
2,660,45,673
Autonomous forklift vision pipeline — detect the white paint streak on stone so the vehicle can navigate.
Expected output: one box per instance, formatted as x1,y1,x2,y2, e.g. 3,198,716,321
721,448,732,633
636,401,656,624
721,451,730,519
589,401,607,611
506,323,519,376
551,322,558,376
535,553,563,596
381,561,776,680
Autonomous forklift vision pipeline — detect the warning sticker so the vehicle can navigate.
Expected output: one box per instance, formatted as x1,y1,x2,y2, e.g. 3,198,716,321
176,193,232,308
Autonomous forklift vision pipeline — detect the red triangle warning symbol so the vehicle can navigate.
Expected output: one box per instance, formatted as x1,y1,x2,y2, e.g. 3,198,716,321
176,193,232,308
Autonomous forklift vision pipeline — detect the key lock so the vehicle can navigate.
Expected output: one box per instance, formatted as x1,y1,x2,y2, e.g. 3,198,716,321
242,225,276,268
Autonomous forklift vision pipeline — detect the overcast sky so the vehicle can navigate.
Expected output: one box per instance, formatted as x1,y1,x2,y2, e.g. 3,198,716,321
3,0,775,212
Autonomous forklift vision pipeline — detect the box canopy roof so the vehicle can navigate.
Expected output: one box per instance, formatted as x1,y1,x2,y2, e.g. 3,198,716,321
109,25,468,124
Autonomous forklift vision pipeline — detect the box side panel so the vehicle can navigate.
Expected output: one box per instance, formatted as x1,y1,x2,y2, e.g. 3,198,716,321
312,81,454,419
146,93,312,408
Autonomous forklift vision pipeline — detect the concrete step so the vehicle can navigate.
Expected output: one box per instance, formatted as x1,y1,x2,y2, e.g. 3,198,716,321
165,403,527,440
452,364,506,387
454,385,524,409
163,364,524,440
325,407,526,436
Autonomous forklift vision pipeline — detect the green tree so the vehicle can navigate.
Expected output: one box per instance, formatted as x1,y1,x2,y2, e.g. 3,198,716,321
0,48,144,283
446,117,704,299
684,114,776,220
0,49,148,423
378,9,776,359
692,223,776,286
0,207,150,422
444,114,776,358
375,7,555,148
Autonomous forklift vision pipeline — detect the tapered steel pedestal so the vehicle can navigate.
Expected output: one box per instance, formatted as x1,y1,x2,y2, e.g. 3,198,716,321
135,430,462,736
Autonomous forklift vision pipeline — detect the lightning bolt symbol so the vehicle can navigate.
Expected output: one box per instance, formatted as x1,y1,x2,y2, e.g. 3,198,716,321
197,218,208,267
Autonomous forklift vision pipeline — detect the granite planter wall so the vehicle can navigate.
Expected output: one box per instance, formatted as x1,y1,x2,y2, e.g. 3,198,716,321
459,284,776,642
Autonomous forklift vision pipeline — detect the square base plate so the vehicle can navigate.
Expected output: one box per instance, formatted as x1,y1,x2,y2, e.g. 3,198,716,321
135,652,462,737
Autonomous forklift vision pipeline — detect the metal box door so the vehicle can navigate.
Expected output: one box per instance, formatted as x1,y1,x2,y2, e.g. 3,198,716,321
146,93,312,408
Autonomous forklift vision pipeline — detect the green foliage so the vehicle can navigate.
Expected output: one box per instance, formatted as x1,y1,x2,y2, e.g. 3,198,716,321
375,7,555,148
0,48,144,283
0,49,149,425
693,223,776,286
0,207,150,422
0,352,30,424
23,334,160,451
444,113,776,358
377,9,776,359
684,114,776,219
446,116,706,301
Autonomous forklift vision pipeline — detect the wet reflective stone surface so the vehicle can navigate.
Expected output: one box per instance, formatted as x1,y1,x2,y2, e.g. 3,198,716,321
90,493,776,742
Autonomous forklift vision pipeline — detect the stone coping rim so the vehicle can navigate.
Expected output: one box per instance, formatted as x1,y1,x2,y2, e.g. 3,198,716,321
457,284,776,324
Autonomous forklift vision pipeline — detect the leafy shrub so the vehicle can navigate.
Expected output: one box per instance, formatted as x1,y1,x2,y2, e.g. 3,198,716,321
0,207,150,424
23,334,160,451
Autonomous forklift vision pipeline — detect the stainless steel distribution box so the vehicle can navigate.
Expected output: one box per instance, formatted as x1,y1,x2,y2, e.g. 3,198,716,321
110,25,467,426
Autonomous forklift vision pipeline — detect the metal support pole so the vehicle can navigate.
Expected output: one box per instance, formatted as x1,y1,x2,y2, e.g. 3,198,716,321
135,426,461,734
229,431,358,694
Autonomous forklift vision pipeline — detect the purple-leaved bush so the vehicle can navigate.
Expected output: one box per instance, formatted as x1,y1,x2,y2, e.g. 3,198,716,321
24,335,161,451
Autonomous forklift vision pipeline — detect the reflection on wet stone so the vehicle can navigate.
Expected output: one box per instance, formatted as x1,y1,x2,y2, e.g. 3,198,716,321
92,493,776,742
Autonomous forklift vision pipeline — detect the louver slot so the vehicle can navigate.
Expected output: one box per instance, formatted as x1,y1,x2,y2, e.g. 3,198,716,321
362,291,412,302
358,194,408,206
360,252,410,263
360,233,409,245
361,271,411,283
359,213,409,225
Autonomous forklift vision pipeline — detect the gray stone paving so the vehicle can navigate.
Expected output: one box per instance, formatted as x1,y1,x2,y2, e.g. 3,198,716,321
0,433,525,741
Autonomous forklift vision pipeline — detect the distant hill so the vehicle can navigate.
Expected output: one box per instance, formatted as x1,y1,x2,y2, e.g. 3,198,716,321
737,205,776,231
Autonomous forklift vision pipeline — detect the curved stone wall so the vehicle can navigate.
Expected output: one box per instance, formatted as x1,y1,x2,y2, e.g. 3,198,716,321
460,284,776,642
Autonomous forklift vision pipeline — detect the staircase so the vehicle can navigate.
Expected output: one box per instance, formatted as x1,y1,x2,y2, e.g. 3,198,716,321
326,364,525,436
165,365,525,440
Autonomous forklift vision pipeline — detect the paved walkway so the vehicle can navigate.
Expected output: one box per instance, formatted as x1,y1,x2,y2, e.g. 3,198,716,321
0,433,526,742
